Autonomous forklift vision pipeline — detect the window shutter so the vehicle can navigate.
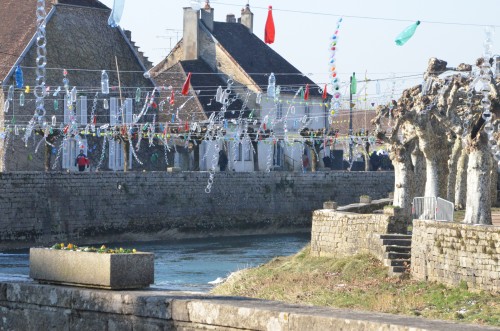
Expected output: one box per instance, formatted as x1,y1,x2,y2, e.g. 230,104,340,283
108,139,116,170
77,96,87,125
125,98,133,124
64,95,69,124
62,139,70,169
110,98,117,126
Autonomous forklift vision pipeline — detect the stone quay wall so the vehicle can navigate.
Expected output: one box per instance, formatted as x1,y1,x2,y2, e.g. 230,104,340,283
310,207,395,261
0,171,394,248
0,282,494,331
411,220,500,293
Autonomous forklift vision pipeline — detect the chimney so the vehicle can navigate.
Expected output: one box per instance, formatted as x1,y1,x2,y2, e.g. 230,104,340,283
240,3,253,33
226,13,236,23
183,7,199,60
200,1,214,31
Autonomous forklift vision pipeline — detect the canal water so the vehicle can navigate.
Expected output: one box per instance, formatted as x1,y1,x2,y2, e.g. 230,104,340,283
0,233,310,292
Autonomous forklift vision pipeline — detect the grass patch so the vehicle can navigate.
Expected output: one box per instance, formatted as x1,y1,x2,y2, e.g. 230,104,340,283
212,245,500,326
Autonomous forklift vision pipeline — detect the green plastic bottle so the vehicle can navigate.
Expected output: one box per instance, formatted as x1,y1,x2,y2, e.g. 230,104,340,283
395,21,420,46
350,73,357,95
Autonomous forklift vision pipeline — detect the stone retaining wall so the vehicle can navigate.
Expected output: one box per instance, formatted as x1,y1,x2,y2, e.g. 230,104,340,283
0,171,394,249
0,282,494,331
310,207,397,260
411,220,500,293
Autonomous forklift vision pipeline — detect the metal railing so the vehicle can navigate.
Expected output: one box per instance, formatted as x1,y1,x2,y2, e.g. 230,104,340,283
412,197,454,222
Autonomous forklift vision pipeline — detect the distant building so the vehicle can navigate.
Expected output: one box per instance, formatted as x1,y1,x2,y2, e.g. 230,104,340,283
150,1,328,172
0,0,155,171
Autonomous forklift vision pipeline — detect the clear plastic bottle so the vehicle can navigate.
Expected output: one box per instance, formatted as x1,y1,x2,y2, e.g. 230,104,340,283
71,87,77,103
4,100,9,113
52,115,57,126
267,73,276,98
108,0,125,27
7,85,14,101
103,99,109,110
135,88,141,103
20,92,25,106
101,70,109,94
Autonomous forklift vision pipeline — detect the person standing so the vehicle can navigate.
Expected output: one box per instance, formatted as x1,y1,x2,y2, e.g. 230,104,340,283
218,149,228,171
302,152,310,173
75,149,89,172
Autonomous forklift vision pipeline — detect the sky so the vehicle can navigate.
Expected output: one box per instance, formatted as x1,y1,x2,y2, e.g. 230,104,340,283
99,0,500,102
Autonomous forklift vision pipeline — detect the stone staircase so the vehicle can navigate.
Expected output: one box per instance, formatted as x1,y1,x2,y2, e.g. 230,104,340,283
379,234,412,277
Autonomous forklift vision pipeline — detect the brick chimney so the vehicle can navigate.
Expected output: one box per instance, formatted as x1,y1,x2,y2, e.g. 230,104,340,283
183,7,199,60
200,0,214,31
226,13,236,23
240,3,253,33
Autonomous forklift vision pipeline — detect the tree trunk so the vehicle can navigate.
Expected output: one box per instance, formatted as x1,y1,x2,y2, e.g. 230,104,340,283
446,136,462,202
454,147,468,209
391,145,414,218
411,144,425,197
424,158,439,198
123,139,130,173
490,156,498,207
464,132,492,225
44,142,51,172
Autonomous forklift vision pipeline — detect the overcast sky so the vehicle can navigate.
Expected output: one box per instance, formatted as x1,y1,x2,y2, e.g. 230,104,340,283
99,0,500,100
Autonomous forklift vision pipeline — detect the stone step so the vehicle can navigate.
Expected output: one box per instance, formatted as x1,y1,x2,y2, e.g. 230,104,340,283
384,245,411,253
390,266,407,274
379,234,412,240
381,238,412,247
385,251,411,260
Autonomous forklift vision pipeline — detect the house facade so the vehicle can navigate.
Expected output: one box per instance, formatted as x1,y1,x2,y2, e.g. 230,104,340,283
0,0,157,172
150,2,329,172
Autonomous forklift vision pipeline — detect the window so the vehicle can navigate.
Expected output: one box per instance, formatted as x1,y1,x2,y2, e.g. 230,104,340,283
305,104,310,119
108,139,133,170
276,103,283,120
237,142,251,161
110,98,133,125
62,138,88,171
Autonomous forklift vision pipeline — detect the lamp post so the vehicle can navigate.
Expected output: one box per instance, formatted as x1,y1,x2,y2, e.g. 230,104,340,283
349,72,356,163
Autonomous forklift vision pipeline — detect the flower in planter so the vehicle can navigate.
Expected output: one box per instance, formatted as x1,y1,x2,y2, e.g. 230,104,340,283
50,243,136,254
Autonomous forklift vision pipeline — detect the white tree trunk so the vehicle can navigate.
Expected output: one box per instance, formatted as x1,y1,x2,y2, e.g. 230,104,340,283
446,137,462,202
411,144,426,197
464,132,492,225
393,157,414,217
425,158,439,198
454,147,468,209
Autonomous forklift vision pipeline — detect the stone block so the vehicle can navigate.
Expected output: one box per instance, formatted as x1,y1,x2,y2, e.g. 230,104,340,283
323,201,338,210
29,248,154,290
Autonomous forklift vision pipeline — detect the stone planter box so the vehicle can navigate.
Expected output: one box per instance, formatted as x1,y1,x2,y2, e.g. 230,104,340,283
29,248,154,290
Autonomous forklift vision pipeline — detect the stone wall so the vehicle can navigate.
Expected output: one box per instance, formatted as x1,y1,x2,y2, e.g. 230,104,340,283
0,171,394,249
311,208,395,260
0,282,491,331
411,220,500,293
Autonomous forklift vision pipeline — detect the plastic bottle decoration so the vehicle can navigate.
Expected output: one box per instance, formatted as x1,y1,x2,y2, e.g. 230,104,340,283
215,86,223,103
108,0,125,27
322,84,328,100
7,85,14,101
20,92,25,106
182,72,192,96
169,89,175,105
329,18,342,114
350,73,357,95
54,99,58,111
3,100,9,113
395,21,420,46
51,115,56,126
25,86,30,93
101,70,109,94
103,99,109,110
135,87,141,103
267,73,276,98
304,84,310,101
15,65,24,88
71,87,77,103
264,6,275,44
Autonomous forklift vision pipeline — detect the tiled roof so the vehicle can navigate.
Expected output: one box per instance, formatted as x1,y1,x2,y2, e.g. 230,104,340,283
211,22,321,96
0,0,110,84
152,59,249,123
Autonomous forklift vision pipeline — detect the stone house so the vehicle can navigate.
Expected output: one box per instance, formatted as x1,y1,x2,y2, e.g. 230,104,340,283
0,0,158,172
150,1,328,172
